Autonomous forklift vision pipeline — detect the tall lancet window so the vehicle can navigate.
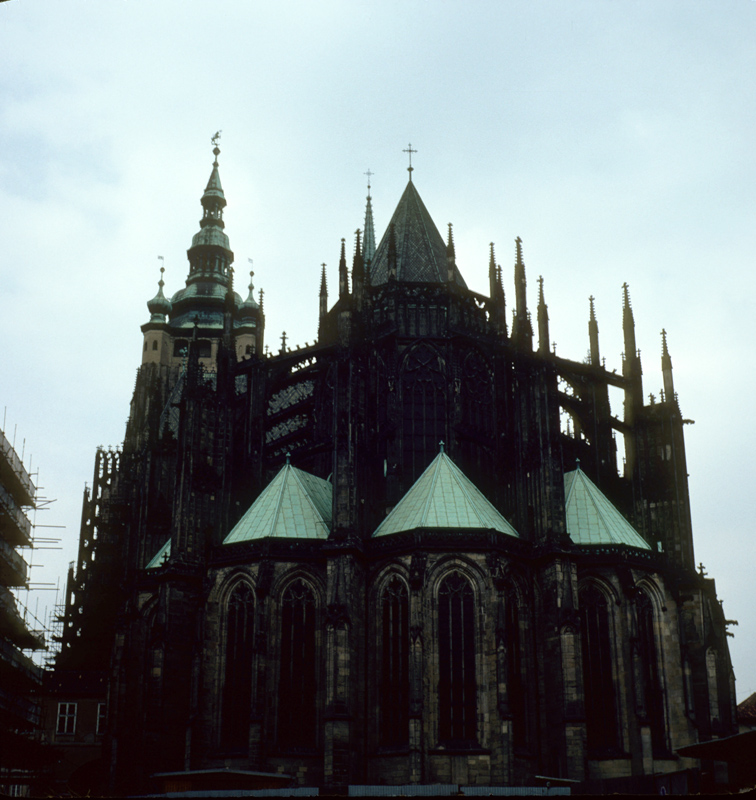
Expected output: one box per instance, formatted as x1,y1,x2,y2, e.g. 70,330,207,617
380,576,409,746
636,592,666,754
438,572,477,745
222,582,255,749
402,345,447,483
580,584,619,751
279,579,317,748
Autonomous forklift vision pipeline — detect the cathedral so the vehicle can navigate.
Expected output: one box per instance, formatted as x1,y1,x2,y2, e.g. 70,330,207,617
56,140,737,794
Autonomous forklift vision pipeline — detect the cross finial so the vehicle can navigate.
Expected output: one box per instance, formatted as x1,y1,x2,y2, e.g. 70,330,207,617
403,143,417,180
365,168,373,195
281,331,287,352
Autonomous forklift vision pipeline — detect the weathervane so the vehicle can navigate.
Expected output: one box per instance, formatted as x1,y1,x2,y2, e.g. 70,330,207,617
211,130,222,148
403,143,417,180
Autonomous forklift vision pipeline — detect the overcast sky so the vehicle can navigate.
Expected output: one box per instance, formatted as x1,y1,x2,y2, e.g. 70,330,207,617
2,0,755,702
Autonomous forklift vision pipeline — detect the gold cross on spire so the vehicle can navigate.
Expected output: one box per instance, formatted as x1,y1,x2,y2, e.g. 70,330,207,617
403,143,417,180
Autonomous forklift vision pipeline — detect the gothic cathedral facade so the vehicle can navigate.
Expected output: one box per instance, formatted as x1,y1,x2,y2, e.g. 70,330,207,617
57,143,737,793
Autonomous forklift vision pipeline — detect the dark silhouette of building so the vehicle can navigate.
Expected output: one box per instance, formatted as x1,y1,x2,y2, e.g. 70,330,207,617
57,142,738,794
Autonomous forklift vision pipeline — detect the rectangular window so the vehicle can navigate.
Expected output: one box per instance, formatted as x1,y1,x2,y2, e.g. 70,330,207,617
57,702,77,735
97,703,106,735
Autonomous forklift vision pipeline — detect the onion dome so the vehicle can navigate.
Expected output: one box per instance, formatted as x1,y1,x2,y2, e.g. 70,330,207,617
239,270,260,319
147,266,172,322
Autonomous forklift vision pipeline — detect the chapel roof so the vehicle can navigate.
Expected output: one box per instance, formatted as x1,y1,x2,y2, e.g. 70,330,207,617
369,180,467,287
146,538,171,569
373,448,518,538
223,462,332,544
564,466,651,549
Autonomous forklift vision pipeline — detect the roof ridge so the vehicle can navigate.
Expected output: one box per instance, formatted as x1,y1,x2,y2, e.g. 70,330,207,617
290,465,330,529
444,455,489,527
270,465,289,532
419,455,442,526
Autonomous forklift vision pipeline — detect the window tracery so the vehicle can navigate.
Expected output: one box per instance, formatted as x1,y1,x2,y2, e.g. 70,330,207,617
221,581,255,748
379,576,409,746
636,591,666,754
438,572,477,745
579,583,619,752
278,579,317,748
401,345,446,483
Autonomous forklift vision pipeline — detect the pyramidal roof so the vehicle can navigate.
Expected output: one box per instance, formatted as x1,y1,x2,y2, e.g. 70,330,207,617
374,450,518,538
146,537,171,569
369,181,467,287
564,467,651,549
223,463,332,544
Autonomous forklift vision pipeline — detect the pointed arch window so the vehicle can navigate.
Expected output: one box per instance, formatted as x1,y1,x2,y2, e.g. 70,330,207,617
279,579,317,748
380,576,409,746
636,592,666,754
221,582,255,749
402,345,447,484
579,584,619,751
438,572,477,745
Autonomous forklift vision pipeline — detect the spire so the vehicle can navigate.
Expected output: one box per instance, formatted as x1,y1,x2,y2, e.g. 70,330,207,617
319,263,328,332
363,171,376,267
352,228,365,307
338,238,349,299
661,328,675,401
446,223,456,283
511,237,533,349
489,243,497,299
588,295,600,366
368,181,467,287
186,132,234,286
622,282,639,369
537,275,550,355
147,259,172,322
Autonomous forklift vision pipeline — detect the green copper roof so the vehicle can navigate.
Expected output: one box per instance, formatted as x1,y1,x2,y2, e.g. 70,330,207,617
223,463,332,544
564,467,651,549
373,450,518,538
146,538,171,569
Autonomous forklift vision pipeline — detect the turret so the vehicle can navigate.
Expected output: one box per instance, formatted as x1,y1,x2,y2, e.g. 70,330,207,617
537,276,550,355
185,135,233,287
237,269,263,358
588,295,600,367
142,260,173,366
511,237,533,350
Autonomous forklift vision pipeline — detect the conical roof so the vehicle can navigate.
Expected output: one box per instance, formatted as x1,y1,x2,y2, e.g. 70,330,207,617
369,181,467,287
564,467,651,549
374,449,518,537
223,463,332,543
